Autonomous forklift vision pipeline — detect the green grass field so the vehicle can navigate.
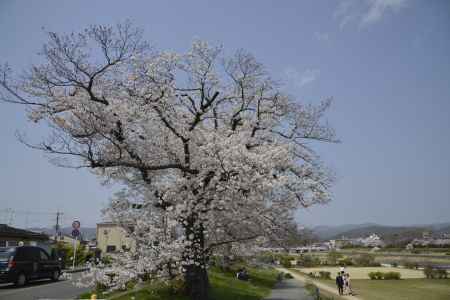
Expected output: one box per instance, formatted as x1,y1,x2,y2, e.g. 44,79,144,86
298,266,425,279
350,279,450,300
79,266,279,300
294,266,450,300
316,278,450,300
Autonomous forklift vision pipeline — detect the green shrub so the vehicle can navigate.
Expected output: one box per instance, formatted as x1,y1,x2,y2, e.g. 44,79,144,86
337,257,353,266
391,262,398,267
353,253,377,267
368,271,384,280
424,267,448,279
424,266,434,279
296,254,320,267
383,271,401,280
436,269,448,279
125,279,137,290
280,257,294,268
326,250,343,266
318,271,331,280
284,272,294,279
257,253,275,264
101,255,112,265
368,271,401,280
52,242,89,267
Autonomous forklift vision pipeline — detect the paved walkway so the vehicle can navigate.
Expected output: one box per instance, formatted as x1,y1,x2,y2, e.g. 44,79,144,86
276,267,363,300
265,278,314,300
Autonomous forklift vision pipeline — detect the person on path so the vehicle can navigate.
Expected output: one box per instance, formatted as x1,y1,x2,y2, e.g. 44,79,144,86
335,272,344,295
341,272,348,295
345,273,354,296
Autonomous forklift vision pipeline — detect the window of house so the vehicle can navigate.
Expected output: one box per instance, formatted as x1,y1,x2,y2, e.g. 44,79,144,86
106,245,116,253
7,241,18,247
0,241,6,248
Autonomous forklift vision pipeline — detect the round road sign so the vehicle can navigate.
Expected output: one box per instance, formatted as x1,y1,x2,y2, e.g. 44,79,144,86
72,220,81,229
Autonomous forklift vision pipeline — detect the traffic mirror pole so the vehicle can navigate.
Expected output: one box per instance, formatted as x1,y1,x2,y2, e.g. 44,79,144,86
73,236,77,269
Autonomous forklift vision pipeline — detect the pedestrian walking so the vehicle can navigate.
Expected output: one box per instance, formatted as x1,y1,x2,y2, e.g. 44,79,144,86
346,273,354,296
335,272,344,295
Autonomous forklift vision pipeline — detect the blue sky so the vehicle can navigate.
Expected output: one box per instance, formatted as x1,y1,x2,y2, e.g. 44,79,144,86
0,0,449,228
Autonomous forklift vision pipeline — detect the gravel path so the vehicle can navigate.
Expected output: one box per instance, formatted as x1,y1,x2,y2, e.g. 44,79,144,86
277,267,364,300
265,278,314,300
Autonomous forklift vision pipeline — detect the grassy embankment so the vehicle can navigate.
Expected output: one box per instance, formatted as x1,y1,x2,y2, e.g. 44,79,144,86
294,250,450,266
299,266,424,279
79,265,279,300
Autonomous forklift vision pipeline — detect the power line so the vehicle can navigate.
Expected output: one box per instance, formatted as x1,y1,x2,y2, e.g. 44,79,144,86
0,208,66,230
0,208,55,215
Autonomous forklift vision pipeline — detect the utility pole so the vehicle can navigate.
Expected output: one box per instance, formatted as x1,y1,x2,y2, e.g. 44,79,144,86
8,208,15,226
55,211,63,242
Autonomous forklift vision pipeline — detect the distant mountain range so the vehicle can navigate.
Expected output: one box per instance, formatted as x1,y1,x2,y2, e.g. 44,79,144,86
27,222,450,244
312,222,450,242
28,227,97,241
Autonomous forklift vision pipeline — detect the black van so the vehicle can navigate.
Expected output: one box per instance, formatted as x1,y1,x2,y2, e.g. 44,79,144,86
0,246,61,286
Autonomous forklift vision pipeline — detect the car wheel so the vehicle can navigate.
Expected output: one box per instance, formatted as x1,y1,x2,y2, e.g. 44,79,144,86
15,273,27,287
51,269,60,281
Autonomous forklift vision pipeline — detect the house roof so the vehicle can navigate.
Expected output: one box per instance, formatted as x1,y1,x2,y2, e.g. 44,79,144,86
0,224,49,240
97,222,133,227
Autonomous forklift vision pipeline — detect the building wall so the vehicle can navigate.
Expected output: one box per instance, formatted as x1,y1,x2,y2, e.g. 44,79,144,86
96,223,135,255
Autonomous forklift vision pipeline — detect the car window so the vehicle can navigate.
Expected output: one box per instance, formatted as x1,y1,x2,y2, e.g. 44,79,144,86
0,249,15,261
39,249,49,261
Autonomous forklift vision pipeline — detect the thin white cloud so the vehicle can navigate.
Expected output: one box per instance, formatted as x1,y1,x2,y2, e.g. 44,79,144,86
333,0,360,29
284,68,320,89
314,32,330,42
334,0,408,29
362,0,408,25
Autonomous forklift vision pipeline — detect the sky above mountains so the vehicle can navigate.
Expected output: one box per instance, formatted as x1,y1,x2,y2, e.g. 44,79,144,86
0,0,449,228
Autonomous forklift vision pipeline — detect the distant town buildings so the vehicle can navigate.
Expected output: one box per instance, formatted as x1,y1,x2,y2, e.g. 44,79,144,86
360,233,385,247
407,234,450,248
329,233,385,249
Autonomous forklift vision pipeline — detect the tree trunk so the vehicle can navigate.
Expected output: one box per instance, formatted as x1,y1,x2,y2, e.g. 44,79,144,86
185,264,209,300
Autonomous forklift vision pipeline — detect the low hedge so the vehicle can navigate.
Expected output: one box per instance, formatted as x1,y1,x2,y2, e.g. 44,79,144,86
318,271,331,280
368,271,401,280
424,266,448,279
307,271,331,280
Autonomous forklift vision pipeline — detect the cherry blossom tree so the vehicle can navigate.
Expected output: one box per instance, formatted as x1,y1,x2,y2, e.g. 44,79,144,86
0,22,338,300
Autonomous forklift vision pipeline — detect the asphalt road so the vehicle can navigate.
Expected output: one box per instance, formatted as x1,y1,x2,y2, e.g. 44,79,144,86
0,273,90,300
